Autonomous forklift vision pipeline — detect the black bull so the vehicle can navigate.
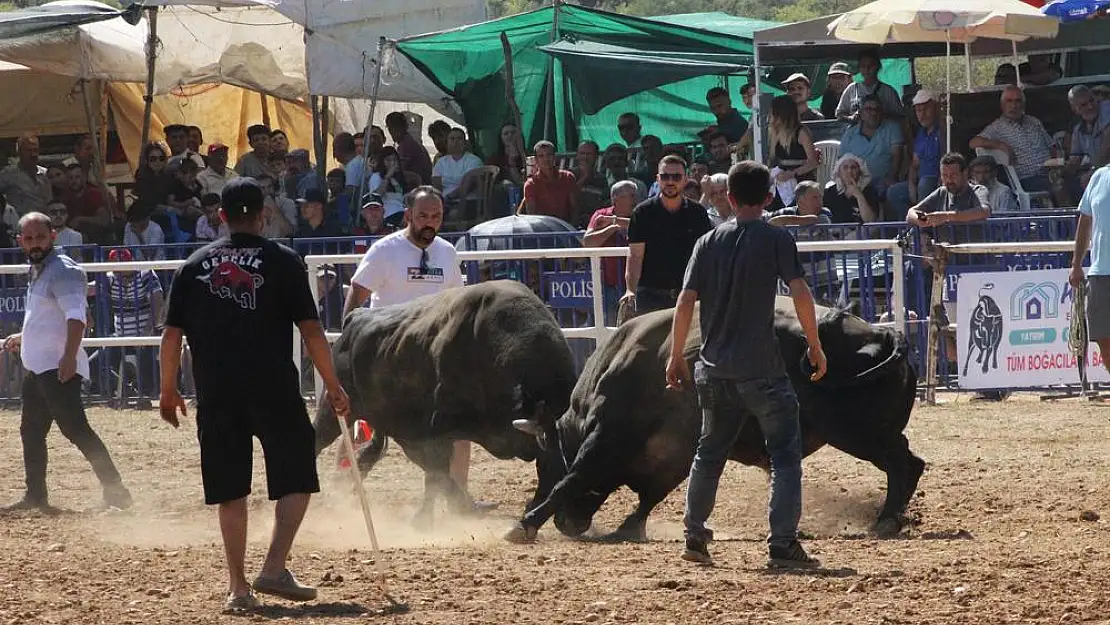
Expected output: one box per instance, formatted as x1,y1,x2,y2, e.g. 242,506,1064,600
508,297,924,542
312,280,577,526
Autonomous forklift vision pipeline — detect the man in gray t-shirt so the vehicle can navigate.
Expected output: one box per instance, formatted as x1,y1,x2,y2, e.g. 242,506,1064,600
906,153,991,243
666,161,827,569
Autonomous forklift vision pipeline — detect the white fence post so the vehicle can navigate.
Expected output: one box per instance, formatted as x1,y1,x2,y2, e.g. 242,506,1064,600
306,257,323,405
589,255,607,346
891,242,906,334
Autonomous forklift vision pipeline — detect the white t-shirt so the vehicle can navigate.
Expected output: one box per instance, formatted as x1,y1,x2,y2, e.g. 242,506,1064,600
367,173,406,218
432,152,483,196
350,229,464,309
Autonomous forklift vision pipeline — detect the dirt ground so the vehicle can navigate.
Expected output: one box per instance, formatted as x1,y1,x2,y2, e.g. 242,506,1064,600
1,394,1110,624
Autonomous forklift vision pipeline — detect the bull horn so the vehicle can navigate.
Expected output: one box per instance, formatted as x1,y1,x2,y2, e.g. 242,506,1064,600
512,419,543,437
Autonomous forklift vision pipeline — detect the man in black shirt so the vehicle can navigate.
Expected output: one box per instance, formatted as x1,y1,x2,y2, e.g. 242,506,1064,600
623,154,712,318
666,161,827,569
158,178,350,612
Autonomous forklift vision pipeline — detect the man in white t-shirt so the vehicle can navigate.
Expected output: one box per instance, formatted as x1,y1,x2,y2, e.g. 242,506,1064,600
431,128,483,199
343,186,493,510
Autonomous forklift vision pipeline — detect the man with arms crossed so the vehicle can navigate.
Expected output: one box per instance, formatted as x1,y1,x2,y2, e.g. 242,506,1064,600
340,185,493,511
666,161,827,568
1071,165,1110,374
158,178,350,611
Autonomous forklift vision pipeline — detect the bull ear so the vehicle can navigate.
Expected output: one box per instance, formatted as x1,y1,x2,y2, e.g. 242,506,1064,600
512,419,543,437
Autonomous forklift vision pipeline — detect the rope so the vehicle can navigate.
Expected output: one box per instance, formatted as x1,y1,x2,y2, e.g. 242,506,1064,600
1070,279,1089,392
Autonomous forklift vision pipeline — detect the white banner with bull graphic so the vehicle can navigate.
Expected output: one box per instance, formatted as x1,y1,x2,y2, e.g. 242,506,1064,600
957,269,1109,389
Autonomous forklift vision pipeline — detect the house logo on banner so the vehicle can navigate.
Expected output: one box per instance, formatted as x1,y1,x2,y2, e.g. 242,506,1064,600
957,269,1108,389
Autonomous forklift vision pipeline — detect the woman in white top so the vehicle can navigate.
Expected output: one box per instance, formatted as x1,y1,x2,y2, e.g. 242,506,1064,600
367,146,410,226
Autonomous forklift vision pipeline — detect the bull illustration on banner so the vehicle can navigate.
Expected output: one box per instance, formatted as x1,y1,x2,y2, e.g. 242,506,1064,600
963,284,1003,376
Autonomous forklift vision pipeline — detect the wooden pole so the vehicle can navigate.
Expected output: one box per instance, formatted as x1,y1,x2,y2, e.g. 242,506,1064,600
320,95,330,180
80,79,116,224
501,31,528,215
541,0,560,142
354,38,386,206
140,6,158,151
924,246,948,406
310,95,323,188
260,93,271,129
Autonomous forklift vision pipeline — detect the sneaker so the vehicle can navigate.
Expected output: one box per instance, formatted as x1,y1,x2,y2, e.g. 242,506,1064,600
252,569,317,602
104,484,133,510
768,541,821,569
223,592,260,613
681,538,713,565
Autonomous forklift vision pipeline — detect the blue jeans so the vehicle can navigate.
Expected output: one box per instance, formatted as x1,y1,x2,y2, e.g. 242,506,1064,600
886,176,938,222
684,364,803,548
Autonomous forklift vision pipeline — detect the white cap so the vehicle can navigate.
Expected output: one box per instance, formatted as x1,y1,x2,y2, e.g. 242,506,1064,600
912,89,938,105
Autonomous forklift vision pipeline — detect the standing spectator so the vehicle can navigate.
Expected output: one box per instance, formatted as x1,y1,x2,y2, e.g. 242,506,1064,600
257,174,297,236
428,120,452,166
0,134,51,216
700,173,732,226
824,154,880,224
187,126,204,153
333,132,365,220
698,133,735,176
617,113,643,149
767,95,819,209
46,202,84,248
887,89,945,221
351,194,396,237
283,149,321,200
266,129,290,180
740,82,757,111
295,188,342,238
623,155,712,317
158,178,350,611
2,212,131,511
106,247,164,404
769,180,834,227
906,153,991,233
133,142,173,209
195,194,229,241
584,180,637,325
836,48,904,122
839,95,904,197
1071,165,1110,375
431,128,483,200
574,140,610,215
683,180,702,203
781,73,823,121
969,86,1056,195
1064,85,1110,198
705,87,749,143
197,142,239,198
821,62,853,120
487,123,525,187
522,140,579,225
603,144,648,199
123,204,167,260
366,126,387,162
969,155,1017,213
666,160,825,568
367,146,410,228
164,124,205,170
62,164,113,243
325,168,351,232
64,135,99,186
234,124,272,179
385,112,433,184
46,163,67,201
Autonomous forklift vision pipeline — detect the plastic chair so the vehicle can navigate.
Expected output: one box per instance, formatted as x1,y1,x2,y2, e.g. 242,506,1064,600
814,140,840,188
974,148,1053,212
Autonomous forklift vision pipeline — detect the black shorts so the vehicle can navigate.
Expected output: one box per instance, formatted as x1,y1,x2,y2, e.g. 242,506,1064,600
196,397,320,505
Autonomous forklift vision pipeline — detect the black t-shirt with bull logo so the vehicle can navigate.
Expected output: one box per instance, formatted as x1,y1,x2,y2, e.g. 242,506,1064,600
165,233,319,407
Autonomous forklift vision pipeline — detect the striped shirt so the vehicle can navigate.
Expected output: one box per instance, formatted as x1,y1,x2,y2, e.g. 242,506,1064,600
108,270,162,336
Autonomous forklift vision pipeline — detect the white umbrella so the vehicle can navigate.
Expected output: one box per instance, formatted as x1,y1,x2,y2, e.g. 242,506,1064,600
828,0,1059,151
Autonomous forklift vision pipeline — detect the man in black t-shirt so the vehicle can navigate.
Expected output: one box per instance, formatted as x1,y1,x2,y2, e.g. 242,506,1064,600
623,154,712,319
666,161,827,570
158,178,350,612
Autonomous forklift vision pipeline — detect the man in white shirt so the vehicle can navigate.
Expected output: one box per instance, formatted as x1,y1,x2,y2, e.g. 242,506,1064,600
45,202,84,249
342,186,492,509
431,128,483,200
196,142,239,198
3,212,131,511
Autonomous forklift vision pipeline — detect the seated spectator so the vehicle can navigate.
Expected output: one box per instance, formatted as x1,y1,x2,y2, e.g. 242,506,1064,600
824,154,880,223
62,164,112,243
887,89,944,221
386,112,433,183
821,62,853,120
969,85,1056,195
969,155,1017,213
907,153,990,233
165,156,203,236
164,124,206,170
195,193,228,241
768,180,833,227
283,148,322,200
351,194,396,237
836,48,904,122
602,144,647,199
332,131,364,214
196,142,238,197
234,124,271,178
690,161,709,184
133,142,172,208
366,125,387,163
1065,85,1110,198
326,167,351,231
1094,85,1110,103
63,134,99,186
266,129,289,179
431,128,483,200
428,120,452,166
0,134,51,216
106,247,163,402
617,112,643,149
839,95,904,196
584,180,637,325
46,202,83,248
697,132,734,176
186,125,203,152
640,135,664,182
705,87,749,143
487,123,525,187
256,173,297,235
781,73,823,121
368,146,410,228
46,163,67,201
295,188,342,237
574,140,610,215
123,204,166,260
767,94,819,209
1018,54,1062,86
522,140,579,225
700,173,731,226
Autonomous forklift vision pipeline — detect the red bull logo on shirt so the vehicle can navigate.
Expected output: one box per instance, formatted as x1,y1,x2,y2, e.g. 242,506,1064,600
197,248,265,310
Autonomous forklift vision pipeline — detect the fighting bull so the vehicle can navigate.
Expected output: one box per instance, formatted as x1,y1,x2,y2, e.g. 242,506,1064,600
312,280,577,528
508,298,924,543
963,285,1003,376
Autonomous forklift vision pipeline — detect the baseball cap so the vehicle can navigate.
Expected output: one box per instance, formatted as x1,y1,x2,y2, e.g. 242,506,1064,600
207,141,229,155
827,62,852,77
221,177,264,218
362,193,384,210
781,72,811,87
296,187,329,205
912,89,938,105
108,248,133,262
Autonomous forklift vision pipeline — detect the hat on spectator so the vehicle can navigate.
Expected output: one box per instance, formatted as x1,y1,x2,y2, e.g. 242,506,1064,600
911,89,938,105
970,155,998,169
362,193,384,210
827,62,852,77
781,72,811,86
221,177,265,219
296,187,329,205
108,248,133,262
207,141,229,155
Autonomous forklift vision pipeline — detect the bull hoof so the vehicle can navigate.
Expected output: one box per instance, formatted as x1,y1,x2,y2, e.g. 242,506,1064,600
504,523,538,544
601,525,648,543
873,517,903,538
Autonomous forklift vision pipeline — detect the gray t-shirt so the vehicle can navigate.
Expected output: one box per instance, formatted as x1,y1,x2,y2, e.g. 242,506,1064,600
682,218,805,381
917,183,989,215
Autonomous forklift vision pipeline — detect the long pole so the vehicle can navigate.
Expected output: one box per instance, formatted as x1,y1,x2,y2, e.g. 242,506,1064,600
140,7,158,151
542,0,560,142
311,95,324,187
80,79,114,223
945,31,952,154
355,38,386,208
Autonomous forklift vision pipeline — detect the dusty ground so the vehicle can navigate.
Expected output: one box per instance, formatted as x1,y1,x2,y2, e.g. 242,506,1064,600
1,394,1109,624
